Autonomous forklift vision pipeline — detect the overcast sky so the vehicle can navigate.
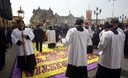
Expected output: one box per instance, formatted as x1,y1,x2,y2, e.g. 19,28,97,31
10,0,128,24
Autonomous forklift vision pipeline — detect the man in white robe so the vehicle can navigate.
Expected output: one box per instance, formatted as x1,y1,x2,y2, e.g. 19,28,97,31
11,20,36,74
62,19,92,78
46,26,56,48
95,19,125,78
98,22,112,55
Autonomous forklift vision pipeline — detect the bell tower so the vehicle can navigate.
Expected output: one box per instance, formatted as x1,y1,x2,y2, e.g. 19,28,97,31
86,5,92,25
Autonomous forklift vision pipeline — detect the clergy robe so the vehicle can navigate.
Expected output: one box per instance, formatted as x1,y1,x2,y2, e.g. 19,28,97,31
96,29,125,78
88,26,94,38
11,28,36,72
46,29,56,48
86,26,93,54
62,27,92,78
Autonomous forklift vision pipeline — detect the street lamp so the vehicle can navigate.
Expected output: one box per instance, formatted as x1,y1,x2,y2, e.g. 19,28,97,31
109,0,116,18
17,6,24,19
120,14,126,24
94,7,101,25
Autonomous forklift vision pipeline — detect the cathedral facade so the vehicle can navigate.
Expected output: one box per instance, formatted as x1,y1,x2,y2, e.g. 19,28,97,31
30,7,84,26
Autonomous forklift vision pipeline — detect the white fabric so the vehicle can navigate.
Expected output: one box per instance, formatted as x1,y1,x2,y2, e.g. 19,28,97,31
11,28,35,56
98,30,125,69
88,26,94,38
46,30,56,43
98,30,106,56
99,30,105,39
62,27,92,66
117,28,125,34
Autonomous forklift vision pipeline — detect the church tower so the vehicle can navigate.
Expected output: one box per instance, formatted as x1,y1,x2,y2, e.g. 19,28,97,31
86,5,92,25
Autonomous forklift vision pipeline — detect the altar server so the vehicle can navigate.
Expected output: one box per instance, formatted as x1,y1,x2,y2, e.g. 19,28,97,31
95,19,125,78
11,20,36,74
62,18,92,78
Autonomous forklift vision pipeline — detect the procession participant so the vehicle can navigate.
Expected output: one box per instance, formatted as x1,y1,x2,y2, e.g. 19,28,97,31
99,22,112,40
61,18,92,78
33,24,45,52
94,19,125,78
11,20,36,74
98,22,112,55
124,23,128,56
0,26,8,70
84,22,93,54
46,26,56,48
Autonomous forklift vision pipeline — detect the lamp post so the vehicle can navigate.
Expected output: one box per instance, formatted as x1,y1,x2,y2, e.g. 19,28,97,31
17,6,26,61
120,14,126,24
17,6,24,19
109,0,116,18
94,7,101,25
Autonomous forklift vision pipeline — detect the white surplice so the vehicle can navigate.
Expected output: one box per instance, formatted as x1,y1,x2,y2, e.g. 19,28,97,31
98,30,125,69
46,30,56,43
11,28,35,56
62,27,92,66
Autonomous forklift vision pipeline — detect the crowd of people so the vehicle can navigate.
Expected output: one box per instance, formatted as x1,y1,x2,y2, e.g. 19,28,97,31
0,18,128,78
0,20,13,70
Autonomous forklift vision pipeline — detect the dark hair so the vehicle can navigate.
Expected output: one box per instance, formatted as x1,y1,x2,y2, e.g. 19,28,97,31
104,22,109,25
16,19,24,24
36,25,40,27
49,26,52,30
104,23,112,29
75,18,84,25
111,19,119,24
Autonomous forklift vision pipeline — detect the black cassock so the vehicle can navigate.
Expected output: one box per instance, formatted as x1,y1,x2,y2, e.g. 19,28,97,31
124,32,128,56
0,28,8,68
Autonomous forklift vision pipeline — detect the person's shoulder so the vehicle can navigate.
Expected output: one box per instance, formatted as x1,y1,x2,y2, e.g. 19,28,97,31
25,28,33,32
117,28,124,34
102,31,115,38
26,27,32,30
68,27,76,32
46,29,50,32
69,27,76,30
12,28,18,31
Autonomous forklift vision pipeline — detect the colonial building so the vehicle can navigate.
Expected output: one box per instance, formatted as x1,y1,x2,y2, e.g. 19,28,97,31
0,0,12,27
30,7,84,27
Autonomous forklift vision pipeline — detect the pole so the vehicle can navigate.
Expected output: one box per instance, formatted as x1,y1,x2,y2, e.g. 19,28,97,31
112,0,115,17
96,14,98,25
20,19,26,62
110,0,116,18
94,7,101,25
17,6,26,62
122,18,123,24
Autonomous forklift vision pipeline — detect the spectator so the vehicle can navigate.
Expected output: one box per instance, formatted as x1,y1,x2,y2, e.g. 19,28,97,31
0,26,8,70
33,25,45,52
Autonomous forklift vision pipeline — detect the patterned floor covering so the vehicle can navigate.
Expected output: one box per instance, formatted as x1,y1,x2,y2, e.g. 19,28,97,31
10,43,99,78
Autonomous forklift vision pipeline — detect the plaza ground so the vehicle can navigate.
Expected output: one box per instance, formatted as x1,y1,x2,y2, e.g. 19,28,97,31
0,45,128,78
